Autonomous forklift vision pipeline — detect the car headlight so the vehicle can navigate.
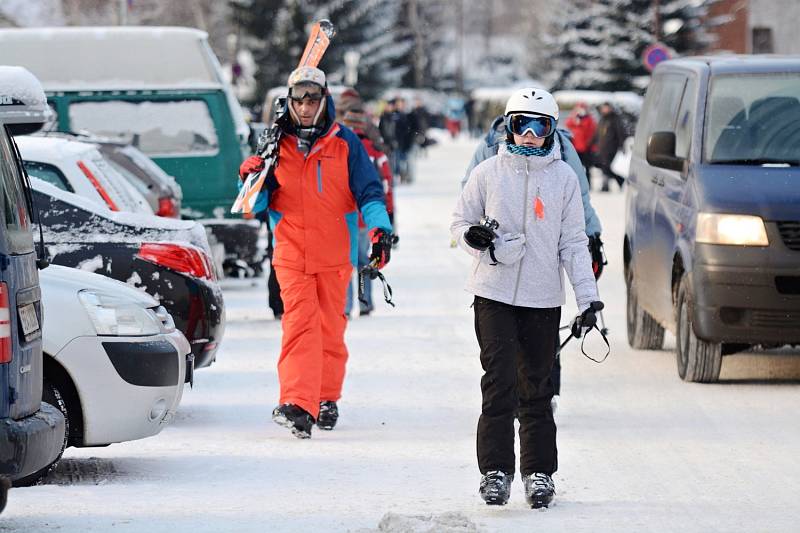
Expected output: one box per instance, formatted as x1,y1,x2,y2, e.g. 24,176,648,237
696,213,769,246
78,290,161,336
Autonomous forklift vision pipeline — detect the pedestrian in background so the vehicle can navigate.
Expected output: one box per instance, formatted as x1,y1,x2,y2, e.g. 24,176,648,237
593,102,626,192
564,102,596,189
341,106,395,317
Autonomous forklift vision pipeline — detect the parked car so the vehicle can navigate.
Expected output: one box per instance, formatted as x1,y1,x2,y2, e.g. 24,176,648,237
31,178,225,370
0,26,262,276
96,140,183,218
0,66,65,506
17,135,152,214
40,265,188,451
624,55,800,382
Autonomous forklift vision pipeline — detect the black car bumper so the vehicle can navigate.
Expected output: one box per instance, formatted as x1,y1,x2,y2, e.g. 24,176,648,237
693,240,800,344
0,403,65,480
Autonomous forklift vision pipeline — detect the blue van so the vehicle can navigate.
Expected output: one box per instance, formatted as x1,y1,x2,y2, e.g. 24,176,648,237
624,56,800,382
0,66,65,512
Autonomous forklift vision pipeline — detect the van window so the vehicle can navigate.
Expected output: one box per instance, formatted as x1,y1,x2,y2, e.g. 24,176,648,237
23,161,73,192
674,77,697,159
633,81,663,157
0,127,33,254
705,73,800,164
651,74,686,134
633,74,686,158
69,100,219,157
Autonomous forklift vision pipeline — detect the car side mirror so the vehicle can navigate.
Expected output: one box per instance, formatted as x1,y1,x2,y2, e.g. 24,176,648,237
646,131,685,172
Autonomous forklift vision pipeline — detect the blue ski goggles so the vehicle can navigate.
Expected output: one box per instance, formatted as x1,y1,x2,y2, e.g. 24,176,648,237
505,113,556,138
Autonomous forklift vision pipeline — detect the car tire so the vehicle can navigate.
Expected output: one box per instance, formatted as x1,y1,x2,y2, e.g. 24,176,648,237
676,274,722,383
12,381,69,487
0,476,9,514
626,265,665,350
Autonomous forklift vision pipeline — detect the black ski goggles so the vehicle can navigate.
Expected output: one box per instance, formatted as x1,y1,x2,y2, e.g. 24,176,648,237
289,91,325,103
505,113,556,138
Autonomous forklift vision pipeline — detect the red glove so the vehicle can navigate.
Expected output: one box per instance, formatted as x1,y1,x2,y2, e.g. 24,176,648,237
239,155,265,181
369,228,394,269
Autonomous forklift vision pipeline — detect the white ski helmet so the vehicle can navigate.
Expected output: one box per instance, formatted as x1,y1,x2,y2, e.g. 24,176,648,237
287,66,327,89
504,87,559,121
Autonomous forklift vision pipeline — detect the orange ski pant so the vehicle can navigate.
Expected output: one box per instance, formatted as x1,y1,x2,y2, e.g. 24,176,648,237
274,266,350,420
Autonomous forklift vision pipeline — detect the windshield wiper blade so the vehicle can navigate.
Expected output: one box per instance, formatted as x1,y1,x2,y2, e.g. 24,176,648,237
713,158,800,166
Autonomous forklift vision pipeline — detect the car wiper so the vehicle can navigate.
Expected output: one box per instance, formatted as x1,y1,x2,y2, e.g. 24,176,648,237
712,158,800,166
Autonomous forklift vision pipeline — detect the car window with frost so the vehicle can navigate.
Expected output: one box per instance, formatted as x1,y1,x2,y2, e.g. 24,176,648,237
69,100,219,157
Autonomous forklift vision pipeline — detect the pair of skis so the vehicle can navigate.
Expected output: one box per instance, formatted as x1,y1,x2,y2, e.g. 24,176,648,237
231,20,336,214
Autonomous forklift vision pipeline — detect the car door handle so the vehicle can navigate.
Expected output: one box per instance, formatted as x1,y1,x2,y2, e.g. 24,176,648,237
651,176,665,187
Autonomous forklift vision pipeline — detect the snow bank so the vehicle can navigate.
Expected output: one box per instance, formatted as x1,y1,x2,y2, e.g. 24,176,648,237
359,512,480,533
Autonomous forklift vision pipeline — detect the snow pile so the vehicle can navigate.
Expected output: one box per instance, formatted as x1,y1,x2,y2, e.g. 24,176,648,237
364,512,481,533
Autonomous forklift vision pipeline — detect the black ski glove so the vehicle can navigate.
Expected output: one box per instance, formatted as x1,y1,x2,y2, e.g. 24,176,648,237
463,216,499,251
369,228,397,269
588,233,606,280
571,301,604,338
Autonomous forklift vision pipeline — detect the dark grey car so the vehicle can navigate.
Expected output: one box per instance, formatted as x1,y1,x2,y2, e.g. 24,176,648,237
624,55,800,382
97,141,183,218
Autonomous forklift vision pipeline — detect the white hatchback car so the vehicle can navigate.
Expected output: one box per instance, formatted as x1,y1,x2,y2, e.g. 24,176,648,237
40,264,189,449
17,135,152,214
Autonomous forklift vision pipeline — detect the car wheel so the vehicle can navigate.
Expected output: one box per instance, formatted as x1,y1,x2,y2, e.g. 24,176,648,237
0,476,9,514
626,265,665,350
12,380,69,487
676,274,722,383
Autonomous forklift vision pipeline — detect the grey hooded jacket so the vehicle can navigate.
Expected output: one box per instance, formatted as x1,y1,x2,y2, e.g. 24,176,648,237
452,138,598,311
462,116,602,237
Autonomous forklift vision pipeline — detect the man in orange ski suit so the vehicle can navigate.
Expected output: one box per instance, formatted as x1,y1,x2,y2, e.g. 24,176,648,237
239,66,393,439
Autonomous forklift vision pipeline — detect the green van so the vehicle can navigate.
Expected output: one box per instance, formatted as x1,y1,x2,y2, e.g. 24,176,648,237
0,27,259,271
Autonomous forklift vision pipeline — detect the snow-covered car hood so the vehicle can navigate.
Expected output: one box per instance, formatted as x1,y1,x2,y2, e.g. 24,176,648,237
40,264,157,355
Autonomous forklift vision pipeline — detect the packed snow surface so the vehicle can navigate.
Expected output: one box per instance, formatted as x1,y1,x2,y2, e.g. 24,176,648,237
4,136,800,532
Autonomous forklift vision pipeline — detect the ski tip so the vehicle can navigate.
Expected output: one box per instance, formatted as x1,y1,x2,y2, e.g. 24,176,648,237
318,19,336,37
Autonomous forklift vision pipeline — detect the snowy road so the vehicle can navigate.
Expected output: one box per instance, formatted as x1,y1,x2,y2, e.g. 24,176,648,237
4,137,800,532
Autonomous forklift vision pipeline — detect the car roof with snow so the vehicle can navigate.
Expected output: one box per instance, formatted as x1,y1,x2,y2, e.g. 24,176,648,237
656,54,800,76
18,135,154,214
0,27,222,91
17,134,98,160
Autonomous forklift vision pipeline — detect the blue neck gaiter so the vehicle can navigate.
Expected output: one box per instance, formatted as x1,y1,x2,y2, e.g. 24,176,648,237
507,141,553,158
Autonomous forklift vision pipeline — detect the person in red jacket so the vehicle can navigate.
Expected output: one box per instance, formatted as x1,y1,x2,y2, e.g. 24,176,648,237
238,66,393,439
341,106,395,317
564,102,596,189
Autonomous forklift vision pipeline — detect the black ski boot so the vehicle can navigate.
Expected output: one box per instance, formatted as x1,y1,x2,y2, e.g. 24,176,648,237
317,401,339,430
479,471,513,505
272,404,314,439
523,473,555,509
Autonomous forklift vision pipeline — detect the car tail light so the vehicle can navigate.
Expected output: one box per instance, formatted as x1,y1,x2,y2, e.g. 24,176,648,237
157,197,179,218
0,282,11,364
137,243,216,281
77,160,119,211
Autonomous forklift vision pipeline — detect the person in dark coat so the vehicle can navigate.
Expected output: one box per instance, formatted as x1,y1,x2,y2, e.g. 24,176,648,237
593,102,626,191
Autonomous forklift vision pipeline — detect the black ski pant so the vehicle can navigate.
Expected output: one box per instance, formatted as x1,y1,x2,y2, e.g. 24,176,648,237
474,296,560,476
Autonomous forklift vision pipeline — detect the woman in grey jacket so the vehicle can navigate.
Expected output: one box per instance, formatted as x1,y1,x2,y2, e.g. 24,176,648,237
451,88,602,509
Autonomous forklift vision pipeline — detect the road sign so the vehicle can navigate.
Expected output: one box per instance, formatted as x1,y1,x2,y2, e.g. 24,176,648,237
643,43,671,72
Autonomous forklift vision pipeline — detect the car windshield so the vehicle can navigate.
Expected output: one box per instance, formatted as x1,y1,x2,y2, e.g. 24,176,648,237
69,100,219,157
705,73,800,165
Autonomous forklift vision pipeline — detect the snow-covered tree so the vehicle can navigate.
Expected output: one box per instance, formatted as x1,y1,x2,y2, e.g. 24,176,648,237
548,0,719,92
233,0,412,104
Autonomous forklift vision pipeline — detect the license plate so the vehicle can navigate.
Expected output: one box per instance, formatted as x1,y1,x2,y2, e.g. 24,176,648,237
18,304,39,336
